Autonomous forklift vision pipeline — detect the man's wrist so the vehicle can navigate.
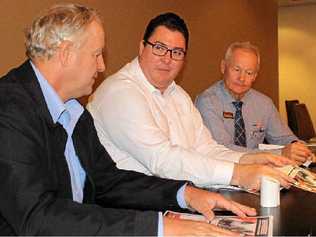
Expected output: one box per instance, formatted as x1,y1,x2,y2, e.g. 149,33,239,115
230,163,240,186
176,183,188,209
183,184,197,212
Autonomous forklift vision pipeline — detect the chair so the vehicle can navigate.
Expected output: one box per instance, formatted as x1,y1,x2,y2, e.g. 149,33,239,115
285,100,299,135
293,103,316,143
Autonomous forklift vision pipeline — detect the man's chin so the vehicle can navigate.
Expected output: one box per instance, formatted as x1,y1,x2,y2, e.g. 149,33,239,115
228,89,248,100
81,87,93,98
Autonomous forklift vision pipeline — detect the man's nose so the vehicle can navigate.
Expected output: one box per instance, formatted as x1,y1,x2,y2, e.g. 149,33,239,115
97,56,106,72
239,70,247,81
161,50,172,63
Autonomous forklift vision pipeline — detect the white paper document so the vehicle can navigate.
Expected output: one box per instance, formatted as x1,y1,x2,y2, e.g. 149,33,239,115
258,143,284,150
164,211,273,236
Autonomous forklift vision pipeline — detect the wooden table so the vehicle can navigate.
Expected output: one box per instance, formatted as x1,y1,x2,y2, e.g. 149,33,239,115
217,186,316,236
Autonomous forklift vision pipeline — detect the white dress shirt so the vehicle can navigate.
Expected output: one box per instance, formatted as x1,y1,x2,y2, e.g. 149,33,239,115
87,57,244,187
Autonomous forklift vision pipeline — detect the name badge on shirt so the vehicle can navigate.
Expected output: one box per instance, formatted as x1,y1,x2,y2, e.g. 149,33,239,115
252,122,265,133
223,111,234,119
250,122,265,139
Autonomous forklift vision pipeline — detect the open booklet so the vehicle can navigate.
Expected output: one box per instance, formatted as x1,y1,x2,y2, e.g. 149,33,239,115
164,211,273,236
278,165,316,193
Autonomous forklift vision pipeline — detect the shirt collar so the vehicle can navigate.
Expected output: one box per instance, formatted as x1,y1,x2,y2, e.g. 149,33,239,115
30,61,83,124
219,80,252,103
134,57,176,96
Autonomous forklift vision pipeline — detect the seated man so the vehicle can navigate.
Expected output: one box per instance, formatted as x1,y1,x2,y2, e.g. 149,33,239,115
195,41,312,164
0,4,257,236
87,12,293,191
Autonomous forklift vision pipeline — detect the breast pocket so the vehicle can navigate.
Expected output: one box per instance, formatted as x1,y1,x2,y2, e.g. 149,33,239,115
250,125,266,144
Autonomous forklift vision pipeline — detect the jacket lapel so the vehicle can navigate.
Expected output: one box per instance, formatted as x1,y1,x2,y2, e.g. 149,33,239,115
15,60,73,198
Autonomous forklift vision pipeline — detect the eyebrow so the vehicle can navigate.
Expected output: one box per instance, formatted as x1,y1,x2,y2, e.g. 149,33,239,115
154,41,185,51
232,65,255,71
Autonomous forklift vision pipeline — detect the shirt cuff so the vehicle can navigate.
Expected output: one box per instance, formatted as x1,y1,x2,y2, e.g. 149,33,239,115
214,160,236,185
158,212,163,237
176,183,188,209
159,184,189,236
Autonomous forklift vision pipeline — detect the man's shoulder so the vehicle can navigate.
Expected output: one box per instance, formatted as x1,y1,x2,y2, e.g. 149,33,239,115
174,84,192,98
0,61,47,124
200,80,222,97
195,81,223,105
88,64,150,112
97,61,145,93
0,62,34,104
248,89,274,104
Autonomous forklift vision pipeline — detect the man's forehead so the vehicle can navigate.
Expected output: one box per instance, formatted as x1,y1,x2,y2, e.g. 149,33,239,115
233,48,258,59
149,26,186,48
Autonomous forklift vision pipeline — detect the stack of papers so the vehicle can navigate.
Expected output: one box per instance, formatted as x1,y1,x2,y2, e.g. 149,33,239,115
278,165,316,193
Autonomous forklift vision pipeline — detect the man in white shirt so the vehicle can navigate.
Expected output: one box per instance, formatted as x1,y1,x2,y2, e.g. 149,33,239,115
0,5,258,236
88,12,293,191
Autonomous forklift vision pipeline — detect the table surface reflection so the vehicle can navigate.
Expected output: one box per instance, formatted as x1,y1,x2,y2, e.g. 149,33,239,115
217,186,316,236
218,164,316,236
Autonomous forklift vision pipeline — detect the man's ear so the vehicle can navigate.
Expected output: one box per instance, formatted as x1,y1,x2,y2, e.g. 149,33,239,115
58,40,74,67
139,40,145,56
252,72,258,82
220,59,226,74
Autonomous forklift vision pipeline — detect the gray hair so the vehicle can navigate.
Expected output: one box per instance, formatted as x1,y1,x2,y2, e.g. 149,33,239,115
224,41,260,70
25,3,102,60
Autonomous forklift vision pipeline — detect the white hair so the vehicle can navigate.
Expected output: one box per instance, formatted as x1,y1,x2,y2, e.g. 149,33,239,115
25,3,102,60
224,41,260,70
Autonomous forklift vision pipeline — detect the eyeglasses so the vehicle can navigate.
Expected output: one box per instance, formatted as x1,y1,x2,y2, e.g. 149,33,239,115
229,65,257,79
144,40,186,61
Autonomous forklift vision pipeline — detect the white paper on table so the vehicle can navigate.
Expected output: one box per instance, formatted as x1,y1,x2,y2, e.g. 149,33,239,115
164,211,273,237
258,144,284,150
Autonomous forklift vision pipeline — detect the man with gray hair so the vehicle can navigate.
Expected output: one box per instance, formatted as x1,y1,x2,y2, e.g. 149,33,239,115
195,41,312,164
0,4,258,236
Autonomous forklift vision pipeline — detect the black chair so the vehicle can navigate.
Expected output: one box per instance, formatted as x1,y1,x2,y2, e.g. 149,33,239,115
285,100,299,135
293,103,316,143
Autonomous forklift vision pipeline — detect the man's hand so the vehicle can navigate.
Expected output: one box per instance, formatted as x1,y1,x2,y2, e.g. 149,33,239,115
164,216,240,236
281,142,312,165
183,185,256,221
231,163,295,190
239,152,295,167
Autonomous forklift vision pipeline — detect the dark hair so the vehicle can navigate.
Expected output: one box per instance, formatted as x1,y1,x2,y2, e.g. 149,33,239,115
143,12,189,49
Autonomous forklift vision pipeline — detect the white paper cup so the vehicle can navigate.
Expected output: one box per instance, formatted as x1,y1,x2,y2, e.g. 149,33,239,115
260,176,280,207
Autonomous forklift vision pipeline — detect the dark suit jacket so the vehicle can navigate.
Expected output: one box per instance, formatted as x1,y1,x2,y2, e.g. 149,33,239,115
0,61,185,235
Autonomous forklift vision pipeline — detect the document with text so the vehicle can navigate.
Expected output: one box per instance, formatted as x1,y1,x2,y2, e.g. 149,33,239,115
164,211,273,236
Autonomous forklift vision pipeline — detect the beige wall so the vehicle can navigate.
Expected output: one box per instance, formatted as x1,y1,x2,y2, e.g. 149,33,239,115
279,4,316,126
0,0,278,105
